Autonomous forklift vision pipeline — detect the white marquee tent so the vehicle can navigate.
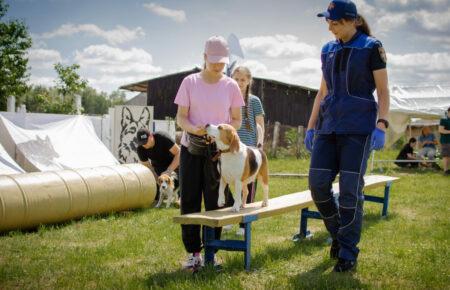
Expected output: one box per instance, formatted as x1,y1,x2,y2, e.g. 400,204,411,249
0,115,118,172
0,142,24,175
387,85,450,145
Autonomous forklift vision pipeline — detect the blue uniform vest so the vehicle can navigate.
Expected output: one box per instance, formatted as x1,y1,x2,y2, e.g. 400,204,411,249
317,31,381,135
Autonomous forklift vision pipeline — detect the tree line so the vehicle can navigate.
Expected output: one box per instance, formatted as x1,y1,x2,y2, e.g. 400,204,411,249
0,0,125,115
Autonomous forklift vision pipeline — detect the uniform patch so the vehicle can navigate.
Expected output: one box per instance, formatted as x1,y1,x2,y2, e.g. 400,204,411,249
378,46,387,63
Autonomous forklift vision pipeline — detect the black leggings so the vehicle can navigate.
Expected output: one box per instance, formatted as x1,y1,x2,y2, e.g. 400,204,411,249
179,145,224,253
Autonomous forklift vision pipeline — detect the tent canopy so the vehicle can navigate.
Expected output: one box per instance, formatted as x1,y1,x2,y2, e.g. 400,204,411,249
387,85,450,145
0,115,118,172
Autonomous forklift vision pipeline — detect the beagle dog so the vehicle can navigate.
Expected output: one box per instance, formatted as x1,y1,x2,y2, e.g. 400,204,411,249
156,172,179,208
205,124,269,212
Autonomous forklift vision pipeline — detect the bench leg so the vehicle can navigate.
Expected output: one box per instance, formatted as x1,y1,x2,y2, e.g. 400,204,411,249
244,222,251,271
293,208,321,242
382,181,392,217
203,226,215,266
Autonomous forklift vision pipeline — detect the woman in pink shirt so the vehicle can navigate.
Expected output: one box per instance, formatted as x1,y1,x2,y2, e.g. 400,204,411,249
174,36,244,271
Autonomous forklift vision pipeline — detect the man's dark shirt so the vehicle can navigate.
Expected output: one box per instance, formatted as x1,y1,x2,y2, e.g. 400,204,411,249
396,143,413,160
136,131,175,175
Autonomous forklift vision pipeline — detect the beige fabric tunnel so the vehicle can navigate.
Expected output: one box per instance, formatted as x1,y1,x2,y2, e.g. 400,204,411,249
0,163,156,232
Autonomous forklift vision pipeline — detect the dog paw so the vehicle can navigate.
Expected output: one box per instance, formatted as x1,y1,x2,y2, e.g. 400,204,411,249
217,199,225,207
261,200,269,207
232,203,241,212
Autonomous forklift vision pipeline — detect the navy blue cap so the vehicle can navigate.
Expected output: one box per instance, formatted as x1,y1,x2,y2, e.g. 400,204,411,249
136,128,151,146
317,0,357,21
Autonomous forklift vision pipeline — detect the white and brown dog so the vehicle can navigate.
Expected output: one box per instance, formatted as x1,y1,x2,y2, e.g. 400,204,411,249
205,124,269,212
156,172,179,208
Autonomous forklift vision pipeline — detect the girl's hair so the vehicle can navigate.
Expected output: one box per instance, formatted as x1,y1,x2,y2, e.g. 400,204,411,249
344,14,371,36
232,66,253,130
409,137,417,144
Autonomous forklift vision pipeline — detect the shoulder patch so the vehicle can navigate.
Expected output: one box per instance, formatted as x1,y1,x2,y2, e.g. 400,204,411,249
378,46,387,63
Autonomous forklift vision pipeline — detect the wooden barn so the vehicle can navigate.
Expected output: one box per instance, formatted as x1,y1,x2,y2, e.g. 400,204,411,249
120,68,318,127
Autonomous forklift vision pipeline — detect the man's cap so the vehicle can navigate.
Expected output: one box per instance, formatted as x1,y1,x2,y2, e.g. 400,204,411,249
317,0,357,21
204,36,230,64
136,128,151,146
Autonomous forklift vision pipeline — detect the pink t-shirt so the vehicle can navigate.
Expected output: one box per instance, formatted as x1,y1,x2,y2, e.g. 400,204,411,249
174,72,244,147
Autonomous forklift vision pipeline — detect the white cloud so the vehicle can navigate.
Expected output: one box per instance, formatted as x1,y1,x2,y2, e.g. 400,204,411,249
74,45,162,75
143,3,186,23
39,24,145,45
27,48,63,69
29,75,55,87
388,52,450,71
74,45,162,92
412,9,450,32
240,35,318,59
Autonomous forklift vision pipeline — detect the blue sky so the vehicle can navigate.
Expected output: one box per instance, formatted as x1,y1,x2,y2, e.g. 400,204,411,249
6,0,450,96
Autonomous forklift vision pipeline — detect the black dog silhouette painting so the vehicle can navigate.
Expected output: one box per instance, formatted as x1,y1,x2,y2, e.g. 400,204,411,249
118,106,152,163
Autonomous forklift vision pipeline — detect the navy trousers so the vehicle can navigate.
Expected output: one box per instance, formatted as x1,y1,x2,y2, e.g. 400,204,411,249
309,133,371,261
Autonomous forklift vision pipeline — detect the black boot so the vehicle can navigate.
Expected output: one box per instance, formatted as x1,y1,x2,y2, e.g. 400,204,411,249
333,258,357,272
330,240,340,259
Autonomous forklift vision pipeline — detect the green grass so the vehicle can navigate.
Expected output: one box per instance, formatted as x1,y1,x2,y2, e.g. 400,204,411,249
0,150,449,289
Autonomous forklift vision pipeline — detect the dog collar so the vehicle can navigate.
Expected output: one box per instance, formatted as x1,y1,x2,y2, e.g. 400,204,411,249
211,149,231,162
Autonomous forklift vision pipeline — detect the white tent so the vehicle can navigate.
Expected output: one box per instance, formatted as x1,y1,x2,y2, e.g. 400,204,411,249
0,142,24,175
0,115,118,172
387,85,450,145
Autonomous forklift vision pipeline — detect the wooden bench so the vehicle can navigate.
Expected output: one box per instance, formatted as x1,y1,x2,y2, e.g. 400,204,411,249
173,175,398,270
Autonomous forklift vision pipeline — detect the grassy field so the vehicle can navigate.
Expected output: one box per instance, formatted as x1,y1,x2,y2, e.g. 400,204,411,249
0,150,449,289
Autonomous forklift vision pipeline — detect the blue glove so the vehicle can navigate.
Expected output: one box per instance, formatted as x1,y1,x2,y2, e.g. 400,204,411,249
304,129,315,153
370,127,385,151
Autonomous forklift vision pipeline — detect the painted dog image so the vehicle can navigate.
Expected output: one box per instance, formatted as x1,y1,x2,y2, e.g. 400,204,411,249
205,123,269,212
117,106,152,163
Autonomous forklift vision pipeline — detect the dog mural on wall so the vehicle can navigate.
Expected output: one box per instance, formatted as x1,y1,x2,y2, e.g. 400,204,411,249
117,106,152,163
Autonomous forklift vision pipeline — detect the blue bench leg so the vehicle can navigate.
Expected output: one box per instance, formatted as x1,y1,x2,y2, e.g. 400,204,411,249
300,208,309,238
382,181,392,217
204,226,215,266
244,222,251,271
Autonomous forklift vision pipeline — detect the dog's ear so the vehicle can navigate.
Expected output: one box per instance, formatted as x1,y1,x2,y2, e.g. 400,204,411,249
138,107,151,127
168,176,174,188
121,107,133,128
157,176,163,185
228,129,240,153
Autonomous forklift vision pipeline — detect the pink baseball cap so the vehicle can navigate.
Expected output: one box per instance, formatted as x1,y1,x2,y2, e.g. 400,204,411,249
204,36,230,64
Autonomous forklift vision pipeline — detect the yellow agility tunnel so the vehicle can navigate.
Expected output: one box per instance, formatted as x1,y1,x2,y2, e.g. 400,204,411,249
0,164,156,232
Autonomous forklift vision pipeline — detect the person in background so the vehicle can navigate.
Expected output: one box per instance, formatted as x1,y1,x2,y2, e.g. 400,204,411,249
174,35,244,271
417,126,438,165
438,107,450,175
395,137,419,168
305,0,390,272
229,66,265,236
135,128,180,200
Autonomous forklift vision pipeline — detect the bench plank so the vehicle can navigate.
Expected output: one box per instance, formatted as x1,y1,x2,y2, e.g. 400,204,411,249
173,175,399,228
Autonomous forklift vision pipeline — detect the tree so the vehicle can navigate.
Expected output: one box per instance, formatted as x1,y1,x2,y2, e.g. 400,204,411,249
54,63,88,99
24,85,76,114
0,0,32,111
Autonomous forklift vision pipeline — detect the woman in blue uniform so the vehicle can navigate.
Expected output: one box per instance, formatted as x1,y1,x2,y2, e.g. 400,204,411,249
304,0,390,272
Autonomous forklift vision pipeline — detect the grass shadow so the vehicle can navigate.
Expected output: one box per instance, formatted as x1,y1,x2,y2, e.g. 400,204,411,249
144,265,225,289
0,207,154,237
288,259,368,289
217,210,396,273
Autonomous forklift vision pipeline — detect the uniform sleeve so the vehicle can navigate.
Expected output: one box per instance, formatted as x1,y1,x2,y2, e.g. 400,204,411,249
370,42,387,71
252,96,265,117
230,81,245,108
136,146,147,162
174,76,190,107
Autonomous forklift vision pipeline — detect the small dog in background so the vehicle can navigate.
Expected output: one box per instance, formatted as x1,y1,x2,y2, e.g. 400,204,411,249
156,172,179,208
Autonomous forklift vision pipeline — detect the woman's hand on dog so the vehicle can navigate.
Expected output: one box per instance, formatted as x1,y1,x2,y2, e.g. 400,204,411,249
192,126,207,136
